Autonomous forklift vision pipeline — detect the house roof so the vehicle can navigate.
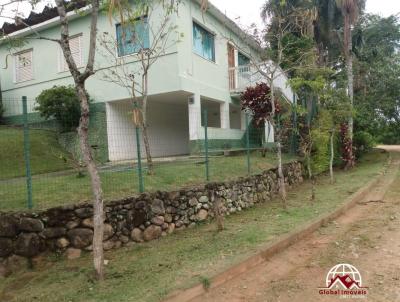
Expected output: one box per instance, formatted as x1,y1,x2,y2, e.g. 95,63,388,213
1,0,262,52
193,0,262,52
0,1,87,35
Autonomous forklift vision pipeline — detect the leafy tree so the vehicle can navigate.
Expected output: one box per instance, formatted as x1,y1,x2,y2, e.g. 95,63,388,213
353,14,400,144
241,83,279,127
262,0,342,65
335,0,365,169
290,66,330,200
353,130,375,158
258,2,320,207
35,85,82,132
320,88,351,181
313,0,343,63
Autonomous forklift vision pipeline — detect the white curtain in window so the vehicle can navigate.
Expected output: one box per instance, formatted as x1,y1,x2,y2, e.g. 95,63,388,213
15,50,33,83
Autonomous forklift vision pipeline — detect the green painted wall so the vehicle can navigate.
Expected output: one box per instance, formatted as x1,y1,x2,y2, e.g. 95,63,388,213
88,102,108,163
0,4,180,107
189,138,243,154
190,123,276,154
56,102,109,163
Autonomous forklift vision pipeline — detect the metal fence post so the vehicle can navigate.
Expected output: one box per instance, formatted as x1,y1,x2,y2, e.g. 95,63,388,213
132,104,145,193
22,96,33,209
135,125,145,193
203,109,209,181
245,112,251,175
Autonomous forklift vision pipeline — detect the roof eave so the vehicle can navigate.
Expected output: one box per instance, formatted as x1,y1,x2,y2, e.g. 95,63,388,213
0,5,92,43
194,0,263,53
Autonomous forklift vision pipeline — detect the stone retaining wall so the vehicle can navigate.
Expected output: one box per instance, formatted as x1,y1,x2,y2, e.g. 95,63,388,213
0,161,303,274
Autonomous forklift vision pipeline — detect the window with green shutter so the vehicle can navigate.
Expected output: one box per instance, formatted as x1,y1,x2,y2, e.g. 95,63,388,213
193,22,215,62
116,17,149,57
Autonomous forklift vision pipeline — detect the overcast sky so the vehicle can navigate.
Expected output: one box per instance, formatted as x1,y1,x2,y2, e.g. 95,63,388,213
211,0,400,28
0,0,399,27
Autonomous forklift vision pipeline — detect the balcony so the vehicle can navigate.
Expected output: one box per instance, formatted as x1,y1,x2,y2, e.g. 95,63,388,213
228,64,263,94
228,63,294,102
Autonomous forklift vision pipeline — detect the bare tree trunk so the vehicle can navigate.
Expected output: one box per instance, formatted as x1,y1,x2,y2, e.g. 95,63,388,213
276,133,287,208
55,0,104,281
305,126,315,202
344,14,355,169
311,177,316,202
76,85,104,280
347,36,354,141
270,78,287,209
306,152,312,181
329,129,335,184
141,74,154,174
306,158,315,202
141,124,154,173
306,148,315,202
211,189,224,231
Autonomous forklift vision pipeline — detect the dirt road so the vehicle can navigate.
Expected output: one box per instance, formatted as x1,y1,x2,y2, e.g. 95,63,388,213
193,148,400,302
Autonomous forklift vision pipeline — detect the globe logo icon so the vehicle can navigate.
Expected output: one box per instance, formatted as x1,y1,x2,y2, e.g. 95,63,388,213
326,263,362,288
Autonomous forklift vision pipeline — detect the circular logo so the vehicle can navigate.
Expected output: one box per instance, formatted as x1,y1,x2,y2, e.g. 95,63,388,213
326,263,362,289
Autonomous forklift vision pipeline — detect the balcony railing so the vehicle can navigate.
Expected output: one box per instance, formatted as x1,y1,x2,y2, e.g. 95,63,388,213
228,63,294,102
228,64,263,93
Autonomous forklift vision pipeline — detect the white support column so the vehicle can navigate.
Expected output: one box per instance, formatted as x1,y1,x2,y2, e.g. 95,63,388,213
265,121,275,143
221,102,230,129
188,93,201,140
234,48,239,90
241,110,247,130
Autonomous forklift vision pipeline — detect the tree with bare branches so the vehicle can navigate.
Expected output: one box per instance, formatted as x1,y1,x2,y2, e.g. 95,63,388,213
1,0,106,280
54,0,105,281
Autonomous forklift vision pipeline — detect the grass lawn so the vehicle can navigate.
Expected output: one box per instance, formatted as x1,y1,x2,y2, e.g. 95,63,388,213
0,127,71,180
0,147,295,211
0,150,389,302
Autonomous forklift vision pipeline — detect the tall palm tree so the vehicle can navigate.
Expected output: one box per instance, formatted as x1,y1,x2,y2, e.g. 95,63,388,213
335,0,364,167
313,0,342,64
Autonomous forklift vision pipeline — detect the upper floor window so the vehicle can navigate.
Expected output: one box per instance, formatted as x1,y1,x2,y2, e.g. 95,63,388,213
193,22,215,62
116,17,150,57
59,34,83,72
238,52,250,66
14,49,33,83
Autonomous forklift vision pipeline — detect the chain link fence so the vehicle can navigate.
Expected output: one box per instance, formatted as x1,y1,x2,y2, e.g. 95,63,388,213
0,97,296,211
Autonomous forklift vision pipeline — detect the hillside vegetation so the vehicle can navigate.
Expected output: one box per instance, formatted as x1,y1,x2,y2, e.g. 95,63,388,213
0,126,71,180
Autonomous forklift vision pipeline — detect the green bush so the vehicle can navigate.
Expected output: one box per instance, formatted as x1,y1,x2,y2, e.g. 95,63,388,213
35,85,82,132
354,131,376,159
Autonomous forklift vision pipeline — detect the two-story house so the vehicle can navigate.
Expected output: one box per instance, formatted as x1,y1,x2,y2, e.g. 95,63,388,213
0,0,294,162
